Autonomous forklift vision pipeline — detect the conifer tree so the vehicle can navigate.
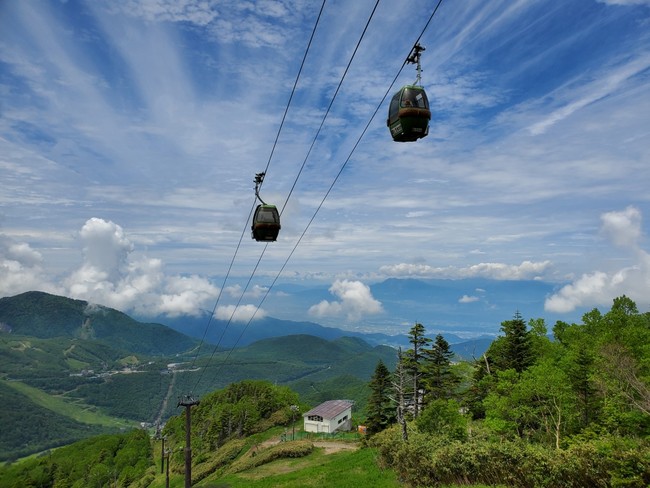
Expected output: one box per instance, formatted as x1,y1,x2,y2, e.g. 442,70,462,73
392,347,411,441
422,334,458,403
500,311,533,373
568,346,598,427
404,322,431,418
366,360,395,434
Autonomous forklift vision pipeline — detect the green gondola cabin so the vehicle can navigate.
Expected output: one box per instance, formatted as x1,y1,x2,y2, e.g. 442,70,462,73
387,84,431,142
252,204,281,242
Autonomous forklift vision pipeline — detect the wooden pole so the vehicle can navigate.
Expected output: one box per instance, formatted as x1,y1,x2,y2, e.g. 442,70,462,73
160,436,165,474
177,395,199,488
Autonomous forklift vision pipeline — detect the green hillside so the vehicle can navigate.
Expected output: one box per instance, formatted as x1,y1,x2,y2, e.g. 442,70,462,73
1,296,648,487
0,381,114,461
0,291,198,355
0,292,399,461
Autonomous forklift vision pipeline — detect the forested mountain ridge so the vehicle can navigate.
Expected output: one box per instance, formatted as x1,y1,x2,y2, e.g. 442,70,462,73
0,291,198,355
0,292,397,462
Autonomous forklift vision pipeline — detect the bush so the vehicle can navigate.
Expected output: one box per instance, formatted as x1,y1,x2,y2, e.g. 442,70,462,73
193,439,246,483
416,399,468,441
370,425,650,487
227,440,314,473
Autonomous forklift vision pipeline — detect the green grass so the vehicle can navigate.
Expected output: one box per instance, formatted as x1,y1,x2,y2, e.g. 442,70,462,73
4,380,134,428
146,445,399,488
144,440,504,488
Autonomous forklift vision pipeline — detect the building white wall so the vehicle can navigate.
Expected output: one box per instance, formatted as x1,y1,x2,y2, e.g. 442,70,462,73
303,406,352,433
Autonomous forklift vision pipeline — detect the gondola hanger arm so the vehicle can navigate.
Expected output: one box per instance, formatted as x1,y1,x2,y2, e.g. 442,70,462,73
254,172,267,205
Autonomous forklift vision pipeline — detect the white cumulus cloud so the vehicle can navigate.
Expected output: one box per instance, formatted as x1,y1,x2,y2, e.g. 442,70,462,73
215,304,266,323
0,235,56,296
308,279,383,322
64,218,220,317
545,207,650,313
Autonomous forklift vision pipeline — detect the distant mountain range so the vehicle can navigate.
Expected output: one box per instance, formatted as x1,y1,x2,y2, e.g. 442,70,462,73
0,289,510,460
195,277,584,339
0,290,498,359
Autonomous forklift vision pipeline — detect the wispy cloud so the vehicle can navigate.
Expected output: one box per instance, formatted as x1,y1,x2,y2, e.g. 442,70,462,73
1,0,649,332
526,54,650,136
379,261,552,281
459,295,480,303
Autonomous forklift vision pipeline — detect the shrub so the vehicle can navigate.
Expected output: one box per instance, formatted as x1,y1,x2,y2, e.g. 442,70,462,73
370,425,650,487
416,399,468,441
193,439,246,483
227,440,314,473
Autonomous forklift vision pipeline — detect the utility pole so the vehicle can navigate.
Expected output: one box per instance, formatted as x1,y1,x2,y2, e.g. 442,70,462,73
160,436,166,474
165,449,170,488
178,395,200,488
290,405,299,440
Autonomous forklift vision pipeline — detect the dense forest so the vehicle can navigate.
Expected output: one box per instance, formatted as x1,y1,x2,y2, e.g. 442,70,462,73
0,292,397,461
366,296,650,487
0,429,152,488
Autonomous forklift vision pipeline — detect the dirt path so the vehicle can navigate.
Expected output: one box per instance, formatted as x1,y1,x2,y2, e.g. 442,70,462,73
313,440,359,454
258,437,359,455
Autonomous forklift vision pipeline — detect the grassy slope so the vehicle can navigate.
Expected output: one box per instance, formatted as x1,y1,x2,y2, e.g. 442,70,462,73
4,380,134,428
212,445,399,488
143,433,500,488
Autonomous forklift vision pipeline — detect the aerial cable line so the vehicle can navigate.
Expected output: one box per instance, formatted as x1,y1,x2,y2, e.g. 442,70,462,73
197,0,446,392
281,0,382,215
205,0,447,386
197,0,388,385
199,0,384,390
190,243,269,393
258,0,328,192
184,0,328,393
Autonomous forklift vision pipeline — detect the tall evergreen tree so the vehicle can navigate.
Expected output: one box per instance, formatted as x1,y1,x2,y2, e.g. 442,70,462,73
422,334,458,403
404,322,431,418
366,360,395,435
392,348,411,441
500,311,533,373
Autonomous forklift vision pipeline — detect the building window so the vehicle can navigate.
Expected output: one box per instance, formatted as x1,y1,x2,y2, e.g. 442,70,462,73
338,415,348,424
308,415,323,422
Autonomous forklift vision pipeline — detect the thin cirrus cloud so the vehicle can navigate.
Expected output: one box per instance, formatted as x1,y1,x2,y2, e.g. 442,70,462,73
0,0,649,332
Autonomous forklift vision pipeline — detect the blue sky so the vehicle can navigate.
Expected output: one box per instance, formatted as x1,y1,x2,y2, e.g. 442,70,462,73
1,0,649,334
